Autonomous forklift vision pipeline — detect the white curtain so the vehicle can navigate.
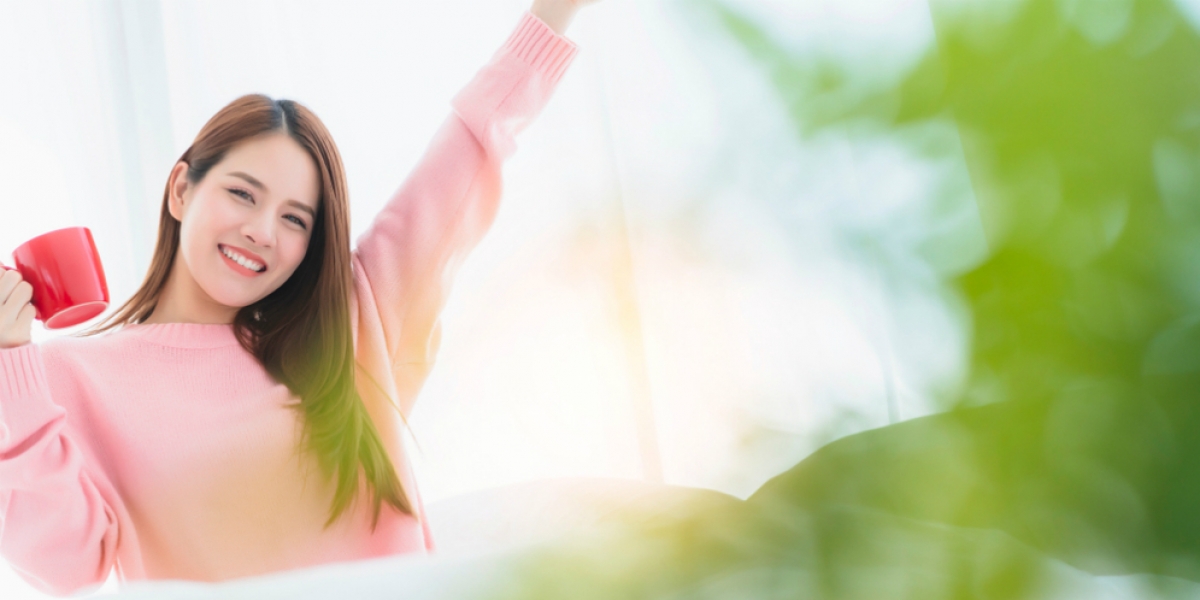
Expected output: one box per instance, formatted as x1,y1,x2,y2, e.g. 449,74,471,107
1,0,975,597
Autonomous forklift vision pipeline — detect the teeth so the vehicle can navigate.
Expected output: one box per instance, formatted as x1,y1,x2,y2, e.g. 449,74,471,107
221,246,264,272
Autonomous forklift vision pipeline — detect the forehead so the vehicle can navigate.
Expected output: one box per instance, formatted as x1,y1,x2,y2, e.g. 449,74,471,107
216,134,320,208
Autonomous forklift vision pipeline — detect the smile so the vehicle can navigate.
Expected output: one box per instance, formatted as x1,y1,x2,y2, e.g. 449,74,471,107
219,244,266,275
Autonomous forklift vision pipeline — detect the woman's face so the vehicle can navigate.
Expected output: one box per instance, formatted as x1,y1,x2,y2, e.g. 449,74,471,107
168,133,320,314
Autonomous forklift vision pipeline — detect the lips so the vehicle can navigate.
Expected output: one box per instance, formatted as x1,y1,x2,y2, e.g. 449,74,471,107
219,244,268,274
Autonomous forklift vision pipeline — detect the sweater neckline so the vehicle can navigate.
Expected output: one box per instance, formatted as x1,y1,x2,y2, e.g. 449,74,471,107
119,322,242,349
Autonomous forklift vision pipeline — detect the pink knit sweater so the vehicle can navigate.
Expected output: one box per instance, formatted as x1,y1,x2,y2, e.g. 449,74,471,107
0,11,577,597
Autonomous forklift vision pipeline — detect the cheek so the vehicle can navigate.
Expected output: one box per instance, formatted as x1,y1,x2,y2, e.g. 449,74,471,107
276,238,311,276
181,196,233,242
178,215,214,261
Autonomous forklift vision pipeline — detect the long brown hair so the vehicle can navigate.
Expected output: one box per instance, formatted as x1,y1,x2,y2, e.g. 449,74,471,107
76,94,413,531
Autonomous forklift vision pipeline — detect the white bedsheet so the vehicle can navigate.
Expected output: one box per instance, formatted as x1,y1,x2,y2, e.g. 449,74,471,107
100,478,1200,600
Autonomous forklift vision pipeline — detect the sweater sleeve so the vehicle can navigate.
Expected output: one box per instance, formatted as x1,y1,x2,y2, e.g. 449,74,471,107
351,11,579,414
0,344,120,597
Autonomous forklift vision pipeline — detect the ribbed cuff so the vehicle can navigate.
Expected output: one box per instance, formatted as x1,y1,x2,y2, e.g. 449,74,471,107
0,344,50,444
1,344,48,400
505,11,579,86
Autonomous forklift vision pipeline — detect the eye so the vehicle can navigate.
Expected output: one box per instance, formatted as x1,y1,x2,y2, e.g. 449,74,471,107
228,188,253,202
286,215,308,230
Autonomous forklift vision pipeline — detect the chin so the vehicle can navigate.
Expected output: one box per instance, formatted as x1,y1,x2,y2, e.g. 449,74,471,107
201,282,263,312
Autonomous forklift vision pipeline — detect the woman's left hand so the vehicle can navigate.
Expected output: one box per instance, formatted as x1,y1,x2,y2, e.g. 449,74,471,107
530,0,603,36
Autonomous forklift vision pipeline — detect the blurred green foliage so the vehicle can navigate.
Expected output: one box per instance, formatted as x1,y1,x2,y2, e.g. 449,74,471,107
487,1,1200,597
477,2,1200,597
716,0,1200,591
708,0,1200,406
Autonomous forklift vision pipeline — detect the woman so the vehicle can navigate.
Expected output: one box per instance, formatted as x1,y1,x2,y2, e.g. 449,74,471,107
0,0,597,596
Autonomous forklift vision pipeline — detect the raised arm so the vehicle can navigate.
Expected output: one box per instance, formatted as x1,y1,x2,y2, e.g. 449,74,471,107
530,0,600,36
351,10,580,416
0,344,123,597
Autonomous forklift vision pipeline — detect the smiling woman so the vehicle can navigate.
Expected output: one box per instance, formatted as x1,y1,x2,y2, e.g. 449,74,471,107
0,4,585,597
73,94,404,541
144,130,322,325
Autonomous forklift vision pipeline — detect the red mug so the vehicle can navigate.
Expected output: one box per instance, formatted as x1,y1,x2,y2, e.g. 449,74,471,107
0,227,110,330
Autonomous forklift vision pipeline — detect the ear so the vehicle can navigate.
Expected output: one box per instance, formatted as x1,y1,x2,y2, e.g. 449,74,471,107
167,161,190,222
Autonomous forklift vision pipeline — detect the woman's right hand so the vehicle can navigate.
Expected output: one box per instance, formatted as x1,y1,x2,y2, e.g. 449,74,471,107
0,268,36,350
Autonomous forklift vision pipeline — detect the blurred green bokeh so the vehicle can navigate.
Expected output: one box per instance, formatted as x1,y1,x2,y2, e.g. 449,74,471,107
491,0,1200,597
734,0,1200,591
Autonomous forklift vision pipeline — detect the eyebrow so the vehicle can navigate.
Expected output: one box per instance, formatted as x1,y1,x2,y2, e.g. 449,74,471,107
227,171,317,218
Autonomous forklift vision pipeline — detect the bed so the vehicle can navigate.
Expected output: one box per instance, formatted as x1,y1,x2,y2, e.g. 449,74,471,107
99,475,1200,600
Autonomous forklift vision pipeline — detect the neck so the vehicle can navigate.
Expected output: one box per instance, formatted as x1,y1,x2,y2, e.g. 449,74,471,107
144,255,239,325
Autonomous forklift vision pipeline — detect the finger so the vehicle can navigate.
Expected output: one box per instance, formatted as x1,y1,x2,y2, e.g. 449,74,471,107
10,281,32,306
0,282,31,324
16,302,36,330
0,297,20,330
0,270,20,303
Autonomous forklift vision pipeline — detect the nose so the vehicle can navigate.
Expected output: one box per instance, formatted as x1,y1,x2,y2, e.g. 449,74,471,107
241,210,275,249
